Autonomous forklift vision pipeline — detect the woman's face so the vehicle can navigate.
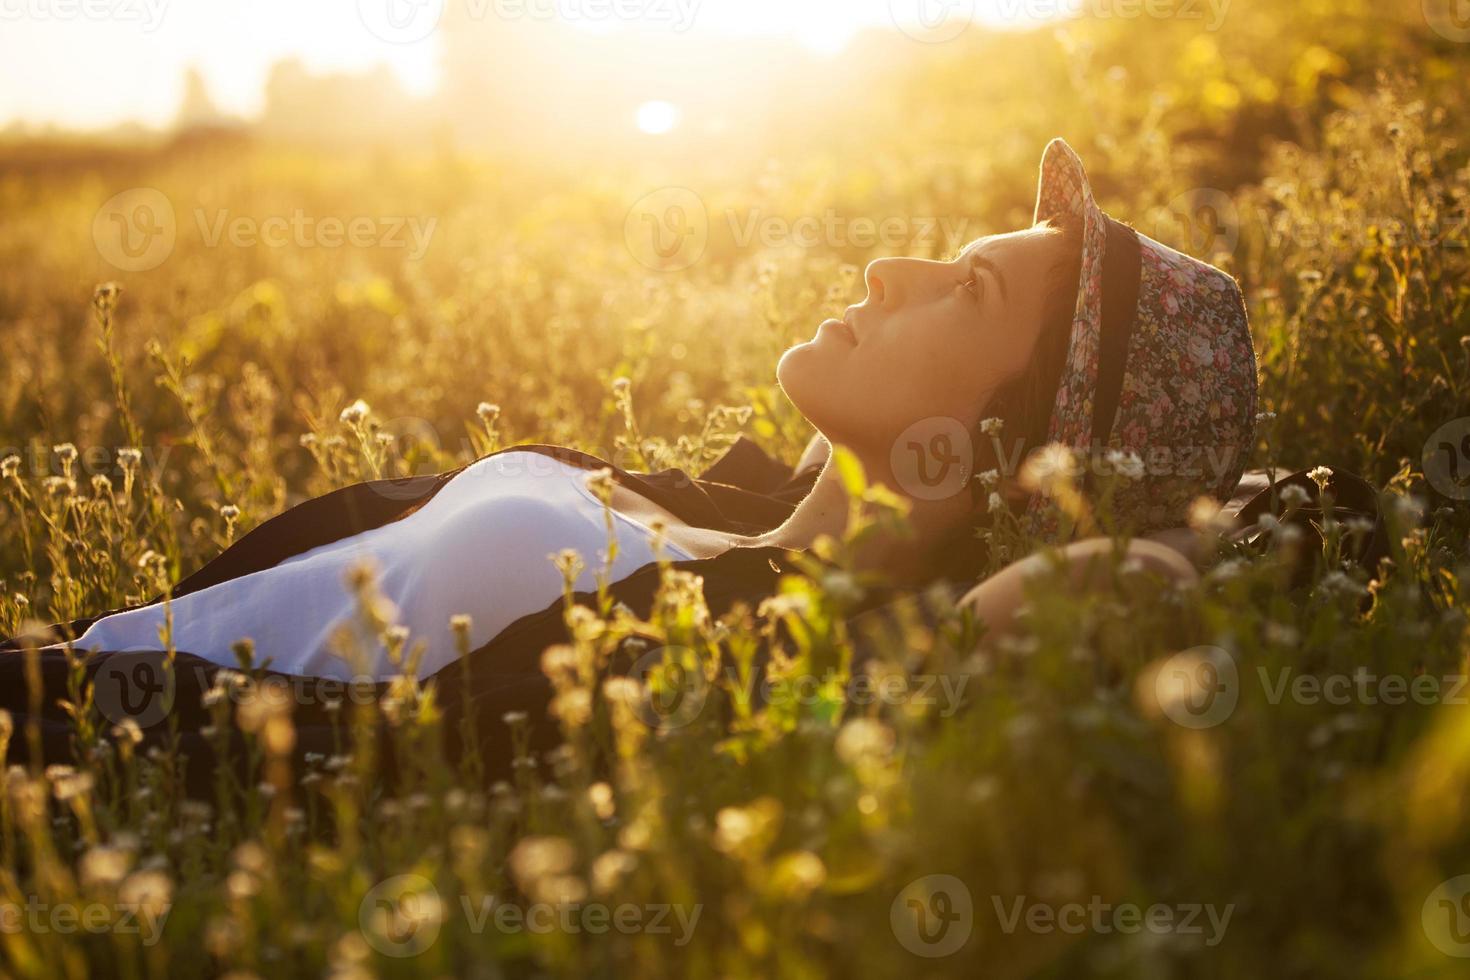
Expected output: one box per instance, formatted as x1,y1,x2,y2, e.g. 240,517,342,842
777,226,1067,462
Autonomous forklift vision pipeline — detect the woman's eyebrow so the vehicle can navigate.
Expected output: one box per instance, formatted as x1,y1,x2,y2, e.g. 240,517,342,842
971,255,1009,302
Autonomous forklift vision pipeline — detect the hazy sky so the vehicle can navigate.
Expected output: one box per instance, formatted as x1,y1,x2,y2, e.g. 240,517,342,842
0,0,1052,129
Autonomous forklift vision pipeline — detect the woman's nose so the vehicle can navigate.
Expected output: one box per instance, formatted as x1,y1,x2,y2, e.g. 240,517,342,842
864,257,900,308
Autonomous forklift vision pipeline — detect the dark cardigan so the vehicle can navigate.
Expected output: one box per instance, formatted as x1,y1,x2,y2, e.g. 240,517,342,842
0,438,823,788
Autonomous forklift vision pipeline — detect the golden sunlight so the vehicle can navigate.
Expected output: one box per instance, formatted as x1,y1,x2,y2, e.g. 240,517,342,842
0,0,1063,130
635,100,682,135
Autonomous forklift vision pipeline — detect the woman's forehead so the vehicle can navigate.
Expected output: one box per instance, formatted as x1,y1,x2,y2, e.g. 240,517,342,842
954,225,1059,264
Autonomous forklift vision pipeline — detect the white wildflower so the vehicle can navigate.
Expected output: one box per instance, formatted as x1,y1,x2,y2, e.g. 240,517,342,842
339,399,371,425
1280,484,1310,509
1106,449,1145,481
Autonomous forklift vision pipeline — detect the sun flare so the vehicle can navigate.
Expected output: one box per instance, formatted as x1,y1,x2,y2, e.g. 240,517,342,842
635,100,682,135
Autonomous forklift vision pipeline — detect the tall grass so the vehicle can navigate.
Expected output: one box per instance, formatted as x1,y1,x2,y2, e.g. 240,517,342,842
1,2,1468,975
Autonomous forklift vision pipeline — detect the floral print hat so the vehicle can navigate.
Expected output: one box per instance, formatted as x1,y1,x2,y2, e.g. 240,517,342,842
1022,138,1258,536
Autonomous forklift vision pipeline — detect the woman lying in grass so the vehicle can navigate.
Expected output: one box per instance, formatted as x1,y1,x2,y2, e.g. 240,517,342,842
2,138,1256,783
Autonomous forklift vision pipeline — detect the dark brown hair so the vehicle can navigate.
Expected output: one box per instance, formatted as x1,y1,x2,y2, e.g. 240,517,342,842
978,216,1085,487
933,217,1084,582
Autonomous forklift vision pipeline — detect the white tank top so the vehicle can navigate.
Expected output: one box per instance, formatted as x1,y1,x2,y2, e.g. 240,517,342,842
71,451,695,681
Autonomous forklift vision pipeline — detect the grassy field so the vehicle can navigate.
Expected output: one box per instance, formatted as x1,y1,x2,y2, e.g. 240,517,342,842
2,1,1470,976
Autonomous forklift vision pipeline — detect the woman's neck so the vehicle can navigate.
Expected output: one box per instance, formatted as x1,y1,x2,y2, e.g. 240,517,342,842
748,460,852,551
744,453,965,585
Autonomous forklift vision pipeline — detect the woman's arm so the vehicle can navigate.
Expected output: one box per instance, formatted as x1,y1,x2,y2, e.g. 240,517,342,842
957,536,1198,642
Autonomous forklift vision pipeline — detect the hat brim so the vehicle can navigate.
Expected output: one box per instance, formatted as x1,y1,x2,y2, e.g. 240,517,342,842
1023,138,1259,536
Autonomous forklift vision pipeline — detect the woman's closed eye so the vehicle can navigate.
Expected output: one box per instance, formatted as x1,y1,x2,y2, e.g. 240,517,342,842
958,264,986,304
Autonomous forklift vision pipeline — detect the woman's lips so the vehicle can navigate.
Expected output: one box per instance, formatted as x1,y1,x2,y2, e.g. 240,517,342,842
819,318,858,347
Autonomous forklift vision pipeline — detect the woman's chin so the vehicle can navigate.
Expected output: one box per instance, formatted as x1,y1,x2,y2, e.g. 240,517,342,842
778,343,854,441
776,340,824,406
